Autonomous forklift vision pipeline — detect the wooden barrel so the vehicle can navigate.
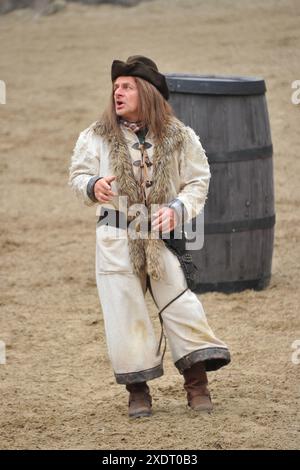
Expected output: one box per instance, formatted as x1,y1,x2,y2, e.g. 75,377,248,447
166,74,275,293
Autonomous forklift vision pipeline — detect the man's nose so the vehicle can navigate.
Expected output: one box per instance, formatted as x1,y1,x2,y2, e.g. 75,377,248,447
115,89,124,99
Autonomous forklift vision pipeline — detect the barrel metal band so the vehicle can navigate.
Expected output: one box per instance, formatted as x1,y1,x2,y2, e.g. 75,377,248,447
206,144,273,164
204,214,275,234
194,276,271,294
166,75,266,95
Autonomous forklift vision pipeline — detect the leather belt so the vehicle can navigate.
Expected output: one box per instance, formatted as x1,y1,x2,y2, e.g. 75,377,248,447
97,208,153,232
97,207,182,240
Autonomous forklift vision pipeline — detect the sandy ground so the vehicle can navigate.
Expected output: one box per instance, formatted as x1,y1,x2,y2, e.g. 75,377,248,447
0,0,299,450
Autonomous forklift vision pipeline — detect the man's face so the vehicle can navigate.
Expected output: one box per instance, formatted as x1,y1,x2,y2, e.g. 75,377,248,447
113,76,140,122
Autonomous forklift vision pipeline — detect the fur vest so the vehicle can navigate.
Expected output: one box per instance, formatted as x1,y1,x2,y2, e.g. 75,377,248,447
92,117,188,281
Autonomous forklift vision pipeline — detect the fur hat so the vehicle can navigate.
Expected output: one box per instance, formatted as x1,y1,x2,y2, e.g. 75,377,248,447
111,55,169,100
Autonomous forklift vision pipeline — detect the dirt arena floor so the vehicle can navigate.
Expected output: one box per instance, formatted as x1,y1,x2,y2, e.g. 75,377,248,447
0,0,299,450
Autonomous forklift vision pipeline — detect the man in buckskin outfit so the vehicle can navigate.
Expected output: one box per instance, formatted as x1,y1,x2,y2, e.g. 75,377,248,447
69,55,230,418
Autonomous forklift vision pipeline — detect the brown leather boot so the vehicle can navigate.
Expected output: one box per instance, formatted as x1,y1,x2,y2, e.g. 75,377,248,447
183,361,213,412
126,382,152,418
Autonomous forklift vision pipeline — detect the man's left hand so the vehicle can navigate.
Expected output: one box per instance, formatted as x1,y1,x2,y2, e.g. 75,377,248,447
151,207,178,234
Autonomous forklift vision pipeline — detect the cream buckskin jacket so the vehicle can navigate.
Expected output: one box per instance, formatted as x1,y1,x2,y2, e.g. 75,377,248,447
68,117,211,280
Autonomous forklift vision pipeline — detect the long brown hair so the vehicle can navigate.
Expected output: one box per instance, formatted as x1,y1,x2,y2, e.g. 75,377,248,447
100,77,174,141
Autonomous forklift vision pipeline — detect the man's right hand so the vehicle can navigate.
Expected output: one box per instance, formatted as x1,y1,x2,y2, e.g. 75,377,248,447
94,176,117,203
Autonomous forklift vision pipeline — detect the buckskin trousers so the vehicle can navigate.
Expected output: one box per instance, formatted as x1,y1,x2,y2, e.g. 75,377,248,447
95,225,231,384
